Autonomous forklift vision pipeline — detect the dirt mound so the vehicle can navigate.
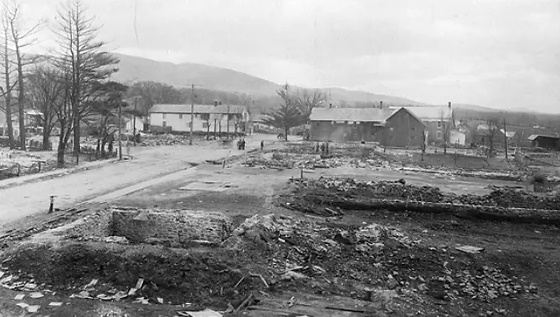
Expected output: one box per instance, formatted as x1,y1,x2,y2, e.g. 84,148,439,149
1,243,252,307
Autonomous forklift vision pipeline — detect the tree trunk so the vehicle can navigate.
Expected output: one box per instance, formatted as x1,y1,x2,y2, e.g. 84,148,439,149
42,118,50,150
15,47,25,151
284,126,288,141
57,120,66,167
73,117,80,154
96,138,100,158
4,95,14,149
3,30,14,149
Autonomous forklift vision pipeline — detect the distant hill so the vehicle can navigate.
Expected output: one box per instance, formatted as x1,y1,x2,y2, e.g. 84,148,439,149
326,87,425,106
111,53,426,107
111,53,280,96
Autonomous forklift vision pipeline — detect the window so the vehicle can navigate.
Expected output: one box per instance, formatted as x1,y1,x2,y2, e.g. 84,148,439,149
203,122,209,128
162,113,166,119
179,114,183,119
437,121,442,128
437,131,442,139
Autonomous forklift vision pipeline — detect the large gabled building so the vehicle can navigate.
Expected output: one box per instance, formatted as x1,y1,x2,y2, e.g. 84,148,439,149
393,105,453,145
148,103,250,134
309,106,425,147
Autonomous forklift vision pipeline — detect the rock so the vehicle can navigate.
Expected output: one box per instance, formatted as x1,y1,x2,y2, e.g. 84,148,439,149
356,224,385,243
334,231,354,245
387,275,398,290
355,244,371,252
323,239,338,247
311,265,326,275
280,271,308,281
456,245,485,254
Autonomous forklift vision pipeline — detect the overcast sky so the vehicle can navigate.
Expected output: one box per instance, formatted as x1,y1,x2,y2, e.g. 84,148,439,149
21,0,560,113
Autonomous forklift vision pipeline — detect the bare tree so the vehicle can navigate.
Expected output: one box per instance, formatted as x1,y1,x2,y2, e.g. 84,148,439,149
2,1,43,151
27,65,64,150
53,0,118,156
0,4,15,149
485,119,500,158
295,88,327,123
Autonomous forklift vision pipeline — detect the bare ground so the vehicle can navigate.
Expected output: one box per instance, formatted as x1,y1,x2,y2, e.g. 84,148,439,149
0,141,558,316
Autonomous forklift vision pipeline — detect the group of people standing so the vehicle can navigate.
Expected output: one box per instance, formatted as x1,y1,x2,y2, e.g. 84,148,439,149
316,142,330,155
237,139,246,150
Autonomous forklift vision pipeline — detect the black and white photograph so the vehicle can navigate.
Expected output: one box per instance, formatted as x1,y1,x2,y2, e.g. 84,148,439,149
0,0,559,316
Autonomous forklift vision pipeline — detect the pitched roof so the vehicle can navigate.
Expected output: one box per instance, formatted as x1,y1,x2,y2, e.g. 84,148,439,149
528,134,559,141
309,107,393,122
394,106,452,121
500,129,516,138
149,104,247,114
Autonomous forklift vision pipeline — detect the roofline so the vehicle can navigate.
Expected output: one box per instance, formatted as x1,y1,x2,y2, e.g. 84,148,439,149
385,107,426,126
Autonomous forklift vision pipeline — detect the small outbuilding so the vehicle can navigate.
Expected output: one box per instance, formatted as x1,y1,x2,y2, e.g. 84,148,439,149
527,134,559,150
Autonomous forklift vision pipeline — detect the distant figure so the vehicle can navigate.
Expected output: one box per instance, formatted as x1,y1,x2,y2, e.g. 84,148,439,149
315,142,320,153
325,142,329,155
241,139,246,150
277,133,284,140
237,139,242,150
260,140,264,151
320,143,325,155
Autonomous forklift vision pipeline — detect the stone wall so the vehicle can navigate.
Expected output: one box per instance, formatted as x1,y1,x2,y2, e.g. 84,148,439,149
112,208,233,246
63,210,113,240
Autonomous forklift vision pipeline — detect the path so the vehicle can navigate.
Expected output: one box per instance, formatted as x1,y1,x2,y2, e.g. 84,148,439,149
0,134,282,228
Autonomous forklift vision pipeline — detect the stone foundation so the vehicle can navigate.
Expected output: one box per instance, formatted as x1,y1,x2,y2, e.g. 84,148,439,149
62,207,233,247
112,208,233,245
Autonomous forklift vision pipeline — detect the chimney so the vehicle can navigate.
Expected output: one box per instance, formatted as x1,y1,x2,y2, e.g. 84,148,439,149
380,101,383,109
214,100,218,106
448,101,451,108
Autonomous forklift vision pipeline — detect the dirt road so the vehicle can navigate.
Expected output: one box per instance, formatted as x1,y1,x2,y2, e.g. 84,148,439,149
0,135,280,228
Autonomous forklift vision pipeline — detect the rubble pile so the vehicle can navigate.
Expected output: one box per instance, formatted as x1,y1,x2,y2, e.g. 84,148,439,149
140,134,191,146
242,156,290,169
309,177,445,202
449,187,560,210
223,214,533,308
432,266,535,302
295,177,560,211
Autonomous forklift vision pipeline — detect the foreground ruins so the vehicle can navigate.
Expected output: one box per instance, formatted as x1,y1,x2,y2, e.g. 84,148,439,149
0,140,559,317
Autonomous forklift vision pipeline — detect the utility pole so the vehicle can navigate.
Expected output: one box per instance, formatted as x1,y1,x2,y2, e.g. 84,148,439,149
118,102,122,160
226,105,230,140
503,117,508,160
190,84,194,145
133,97,138,146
